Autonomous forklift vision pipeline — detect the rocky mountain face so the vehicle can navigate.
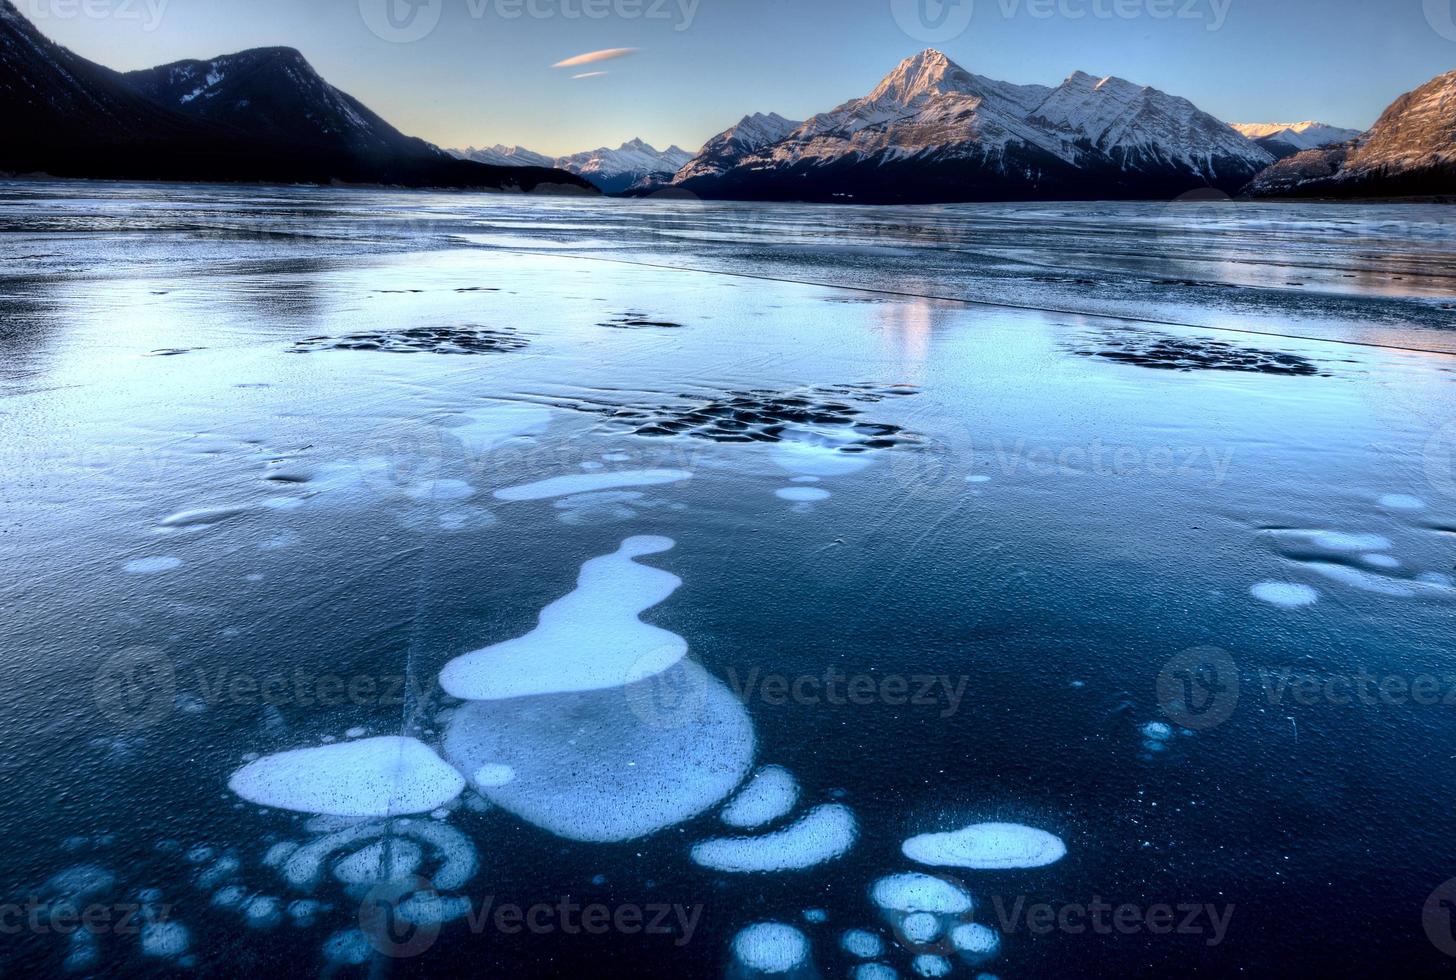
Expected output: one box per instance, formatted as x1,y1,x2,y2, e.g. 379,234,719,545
1245,71,1456,198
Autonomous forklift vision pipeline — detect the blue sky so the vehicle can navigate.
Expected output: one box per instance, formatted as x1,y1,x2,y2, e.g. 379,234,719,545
30,0,1456,154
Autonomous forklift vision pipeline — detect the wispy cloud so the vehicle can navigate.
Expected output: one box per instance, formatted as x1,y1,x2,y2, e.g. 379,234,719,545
552,48,638,69
573,72,609,80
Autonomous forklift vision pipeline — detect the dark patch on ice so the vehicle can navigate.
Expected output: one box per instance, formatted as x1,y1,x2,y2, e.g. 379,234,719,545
288,326,529,356
455,287,500,293
1071,330,1324,377
553,383,920,450
600,312,685,329
147,348,204,357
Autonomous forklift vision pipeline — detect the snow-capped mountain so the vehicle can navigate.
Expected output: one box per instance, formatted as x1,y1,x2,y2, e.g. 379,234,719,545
671,112,802,183
554,139,693,193
1245,71,1456,198
1231,121,1363,159
452,144,556,168
667,50,1274,203
446,137,692,192
0,0,590,190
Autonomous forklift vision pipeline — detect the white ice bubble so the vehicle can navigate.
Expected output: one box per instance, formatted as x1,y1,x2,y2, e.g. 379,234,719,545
721,766,799,829
124,556,182,575
1273,530,1392,552
472,764,516,787
228,737,465,818
853,966,898,980
397,893,472,926
495,470,691,502
1305,562,1418,597
140,921,189,959
332,838,424,885
439,537,687,700
902,912,942,943
444,660,755,842
322,929,373,966
841,929,886,959
912,955,952,978
902,822,1066,870
211,885,246,908
405,480,475,503
772,435,873,477
1419,572,1455,588
951,922,1002,958
1251,582,1320,608
871,873,973,915
803,908,828,924
1360,553,1401,569
449,403,552,455
159,506,248,528
966,475,992,484
776,487,832,503
243,896,281,929
1379,494,1426,511
731,922,810,974
691,804,857,873
1141,721,1173,741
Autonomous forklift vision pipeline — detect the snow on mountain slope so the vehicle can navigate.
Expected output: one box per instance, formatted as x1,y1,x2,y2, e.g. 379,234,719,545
554,138,693,192
671,49,1273,203
1246,71,1456,198
672,112,801,182
1231,121,1363,159
451,144,555,168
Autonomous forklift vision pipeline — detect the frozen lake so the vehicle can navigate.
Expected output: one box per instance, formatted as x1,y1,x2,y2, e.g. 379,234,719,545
1,181,1454,978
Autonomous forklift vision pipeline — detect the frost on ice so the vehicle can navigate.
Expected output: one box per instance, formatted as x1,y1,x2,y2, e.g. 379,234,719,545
439,536,688,700
691,803,857,872
902,822,1066,870
227,736,465,817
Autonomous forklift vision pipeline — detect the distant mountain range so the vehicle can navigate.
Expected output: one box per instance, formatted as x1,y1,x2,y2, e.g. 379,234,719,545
1246,71,1456,199
1230,121,1363,159
450,139,692,193
0,0,591,191
6,0,1454,203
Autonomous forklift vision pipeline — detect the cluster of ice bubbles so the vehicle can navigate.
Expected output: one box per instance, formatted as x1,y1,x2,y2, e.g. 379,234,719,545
1249,501,1455,609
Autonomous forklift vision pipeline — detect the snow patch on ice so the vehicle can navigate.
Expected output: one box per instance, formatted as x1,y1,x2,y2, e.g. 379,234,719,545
1251,581,1320,608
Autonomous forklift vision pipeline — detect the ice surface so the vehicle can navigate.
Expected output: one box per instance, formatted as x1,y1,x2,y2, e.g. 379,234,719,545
871,873,974,914
472,763,515,787
731,922,811,974
448,403,552,455
1251,582,1320,608
853,966,899,980
1272,530,1392,552
158,506,248,528
902,822,1066,870
439,536,688,700
140,922,189,958
494,469,691,501
721,765,800,828
1305,562,1420,597
776,487,832,503
322,929,372,965
331,838,424,884
902,912,942,942
443,659,755,842
228,737,465,817
842,929,886,958
404,480,475,503
772,434,874,477
691,804,857,872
